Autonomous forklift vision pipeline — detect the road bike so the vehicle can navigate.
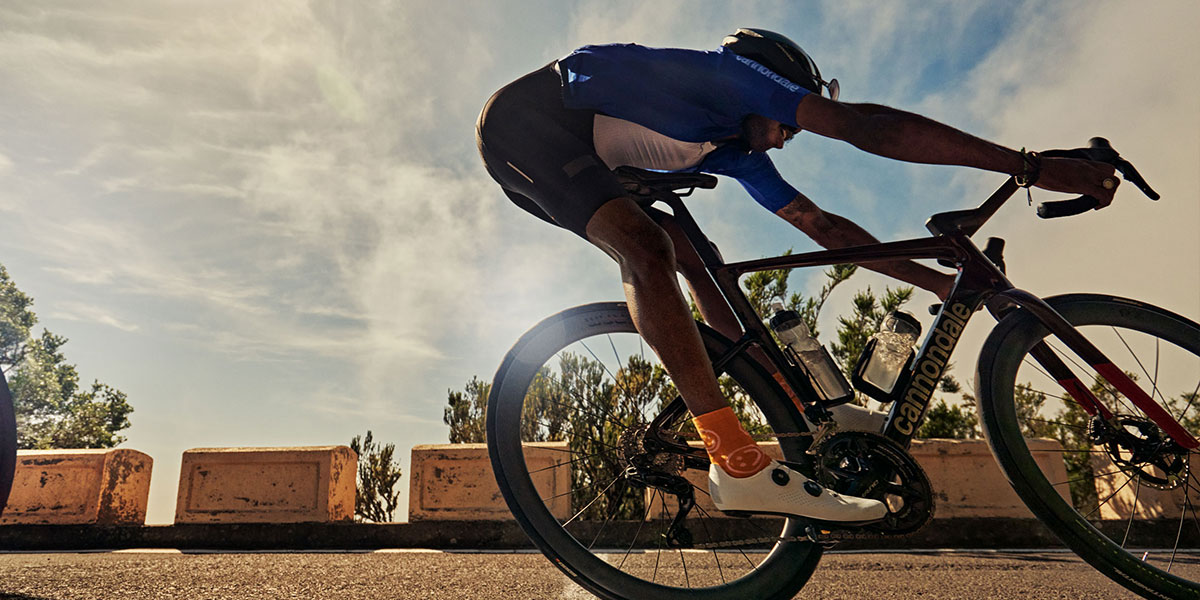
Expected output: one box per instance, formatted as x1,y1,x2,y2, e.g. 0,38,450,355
486,138,1198,599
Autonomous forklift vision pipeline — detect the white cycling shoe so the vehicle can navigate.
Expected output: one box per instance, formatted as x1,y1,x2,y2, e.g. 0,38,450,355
804,402,888,433
709,460,887,523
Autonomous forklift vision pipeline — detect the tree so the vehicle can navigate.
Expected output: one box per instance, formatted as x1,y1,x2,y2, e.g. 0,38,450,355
0,265,133,449
1166,391,1200,433
444,376,489,443
741,258,857,339
916,398,978,439
349,430,403,522
0,265,35,368
829,286,914,377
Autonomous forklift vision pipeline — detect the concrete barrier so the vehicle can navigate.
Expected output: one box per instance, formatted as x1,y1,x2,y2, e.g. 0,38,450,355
1,449,152,525
1093,452,1194,520
646,438,1071,520
408,443,570,521
915,438,1071,517
174,446,356,524
408,439,1067,521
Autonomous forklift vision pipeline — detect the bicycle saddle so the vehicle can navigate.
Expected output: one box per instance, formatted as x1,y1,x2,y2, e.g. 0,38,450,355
613,166,718,196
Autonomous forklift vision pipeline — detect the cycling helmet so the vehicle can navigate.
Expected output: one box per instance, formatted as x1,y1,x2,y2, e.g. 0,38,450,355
721,28,838,100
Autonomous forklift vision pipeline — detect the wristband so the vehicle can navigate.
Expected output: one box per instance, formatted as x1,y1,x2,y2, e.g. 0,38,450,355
1014,148,1041,188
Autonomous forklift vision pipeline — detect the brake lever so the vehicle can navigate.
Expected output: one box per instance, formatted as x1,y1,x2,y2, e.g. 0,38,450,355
1113,156,1160,201
1040,137,1159,201
1035,137,1160,218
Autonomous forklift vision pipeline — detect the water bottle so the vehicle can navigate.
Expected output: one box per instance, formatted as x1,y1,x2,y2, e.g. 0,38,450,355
767,303,853,406
853,311,921,402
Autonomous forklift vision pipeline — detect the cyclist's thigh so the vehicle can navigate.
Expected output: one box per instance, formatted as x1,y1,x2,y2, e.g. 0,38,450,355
476,64,626,237
644,207,721,274
583,197,676,269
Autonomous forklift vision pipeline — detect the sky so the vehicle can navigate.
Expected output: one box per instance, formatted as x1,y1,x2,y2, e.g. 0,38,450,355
0,1,1196,524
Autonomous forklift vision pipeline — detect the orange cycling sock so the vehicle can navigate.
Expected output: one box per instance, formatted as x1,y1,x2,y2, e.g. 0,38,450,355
691,406,772,478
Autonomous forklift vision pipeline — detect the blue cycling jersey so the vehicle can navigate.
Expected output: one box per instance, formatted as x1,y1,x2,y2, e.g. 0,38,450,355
557,43,811,212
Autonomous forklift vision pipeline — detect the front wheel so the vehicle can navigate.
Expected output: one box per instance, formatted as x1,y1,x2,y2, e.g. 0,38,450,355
486,302,822,600
977,294,1200,598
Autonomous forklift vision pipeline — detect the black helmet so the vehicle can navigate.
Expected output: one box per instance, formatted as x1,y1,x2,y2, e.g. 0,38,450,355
721,28,838,100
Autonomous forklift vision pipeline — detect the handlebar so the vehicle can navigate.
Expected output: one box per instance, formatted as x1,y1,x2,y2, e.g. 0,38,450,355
1035,137,1160,219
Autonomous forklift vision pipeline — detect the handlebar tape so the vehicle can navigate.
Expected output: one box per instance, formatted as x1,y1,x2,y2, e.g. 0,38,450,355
1037,195,1100,219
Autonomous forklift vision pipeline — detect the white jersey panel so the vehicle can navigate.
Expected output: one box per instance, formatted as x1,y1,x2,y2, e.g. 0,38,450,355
592,114,718,171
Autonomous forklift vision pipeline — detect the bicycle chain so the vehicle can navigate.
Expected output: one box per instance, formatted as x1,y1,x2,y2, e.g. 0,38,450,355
676,428,928,550
662,424,920,549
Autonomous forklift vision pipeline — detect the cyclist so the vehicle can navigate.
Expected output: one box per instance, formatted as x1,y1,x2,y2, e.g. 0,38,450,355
476,28,1116,523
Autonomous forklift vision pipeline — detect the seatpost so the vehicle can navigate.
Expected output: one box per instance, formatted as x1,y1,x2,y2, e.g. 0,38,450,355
661,195,725,268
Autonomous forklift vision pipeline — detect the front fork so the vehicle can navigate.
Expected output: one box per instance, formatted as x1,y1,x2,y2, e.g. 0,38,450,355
990,289,1199,450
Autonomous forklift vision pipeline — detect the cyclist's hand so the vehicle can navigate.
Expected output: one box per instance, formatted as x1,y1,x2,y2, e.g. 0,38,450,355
1033,157,1118,208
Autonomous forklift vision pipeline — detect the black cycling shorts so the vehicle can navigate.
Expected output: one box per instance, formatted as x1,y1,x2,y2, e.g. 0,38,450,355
476,63,627,237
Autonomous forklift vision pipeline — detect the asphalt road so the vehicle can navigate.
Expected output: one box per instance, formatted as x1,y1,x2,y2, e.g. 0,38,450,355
0,550,1145,599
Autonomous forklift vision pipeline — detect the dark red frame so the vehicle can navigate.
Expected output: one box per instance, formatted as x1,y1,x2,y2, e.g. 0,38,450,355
653,176,1197,451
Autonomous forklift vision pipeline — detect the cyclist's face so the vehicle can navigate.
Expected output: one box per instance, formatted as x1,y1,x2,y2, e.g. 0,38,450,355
741,115,798,152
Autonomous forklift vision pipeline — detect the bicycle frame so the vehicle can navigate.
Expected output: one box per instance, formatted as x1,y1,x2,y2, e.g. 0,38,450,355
651,179,1199,453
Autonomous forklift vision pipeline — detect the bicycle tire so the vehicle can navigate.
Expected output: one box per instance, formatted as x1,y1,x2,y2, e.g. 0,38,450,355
0,368,16,516
487,302,822,600
976,294,1200,599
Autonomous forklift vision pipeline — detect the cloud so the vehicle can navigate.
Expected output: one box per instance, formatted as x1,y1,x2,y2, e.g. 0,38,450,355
47,301,140,332
930,1,1200,310
0,0,623,419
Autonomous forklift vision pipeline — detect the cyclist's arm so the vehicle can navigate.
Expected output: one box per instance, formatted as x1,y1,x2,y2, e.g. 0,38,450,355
793,96,1117,206
775,192,954,300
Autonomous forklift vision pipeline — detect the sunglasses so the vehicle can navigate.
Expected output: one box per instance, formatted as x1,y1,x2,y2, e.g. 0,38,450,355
820,76,840,101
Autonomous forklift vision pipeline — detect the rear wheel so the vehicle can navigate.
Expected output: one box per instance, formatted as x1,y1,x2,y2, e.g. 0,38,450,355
0,368,16,515
977,294,1200,598
487,303,822,600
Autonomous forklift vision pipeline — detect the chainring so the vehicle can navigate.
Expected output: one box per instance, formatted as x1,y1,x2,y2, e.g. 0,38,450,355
813,431,934,535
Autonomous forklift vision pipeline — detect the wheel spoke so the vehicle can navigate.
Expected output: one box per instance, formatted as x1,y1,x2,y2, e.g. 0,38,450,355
617,495,654,570
588,478,629,550
1170,481,1189,572
525,450,605,475
1021,415,1089,432
1046,339,1140,417
1177,377,1200,424
545,366,631,434
1185,480,1200,542
495,305,815,595
1112,327,1169,406
579,338,643,416
984,298,1200,596
1121,475,1141,547
564,474,625,527
653,489,666,582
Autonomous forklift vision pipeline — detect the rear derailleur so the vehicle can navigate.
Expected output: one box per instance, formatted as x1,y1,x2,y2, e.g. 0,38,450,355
618,419,708,549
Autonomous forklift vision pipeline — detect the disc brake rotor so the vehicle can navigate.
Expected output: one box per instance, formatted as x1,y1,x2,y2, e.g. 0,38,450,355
1090,415,1189,491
